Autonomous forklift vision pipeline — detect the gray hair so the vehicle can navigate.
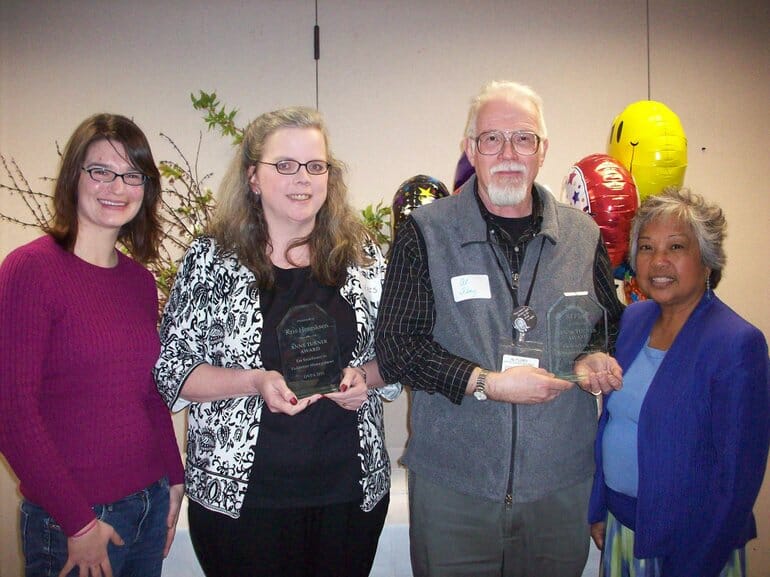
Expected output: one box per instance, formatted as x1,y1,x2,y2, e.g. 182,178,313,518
629,187,727,288
463,80,548,139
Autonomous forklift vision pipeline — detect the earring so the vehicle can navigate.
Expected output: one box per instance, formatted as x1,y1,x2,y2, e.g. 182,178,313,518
705,274,711,297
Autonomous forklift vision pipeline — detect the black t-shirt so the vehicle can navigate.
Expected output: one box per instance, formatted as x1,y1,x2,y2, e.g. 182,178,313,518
243,266,362,509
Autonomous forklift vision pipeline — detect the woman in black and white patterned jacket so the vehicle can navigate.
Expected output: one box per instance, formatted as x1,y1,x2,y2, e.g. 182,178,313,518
154,106,400,577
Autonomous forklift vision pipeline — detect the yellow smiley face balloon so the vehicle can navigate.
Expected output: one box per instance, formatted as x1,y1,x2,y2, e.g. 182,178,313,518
607,101,687,202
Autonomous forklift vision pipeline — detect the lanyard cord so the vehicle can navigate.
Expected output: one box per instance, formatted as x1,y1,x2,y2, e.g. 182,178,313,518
490,233,546,308
489,233,546,339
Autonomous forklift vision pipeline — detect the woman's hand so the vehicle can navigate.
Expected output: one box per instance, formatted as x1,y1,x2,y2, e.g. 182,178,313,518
59,519,124,577
590,521,606,550
574,352,623,396
163,483,185,558
257,369,321,415
324,367,369,411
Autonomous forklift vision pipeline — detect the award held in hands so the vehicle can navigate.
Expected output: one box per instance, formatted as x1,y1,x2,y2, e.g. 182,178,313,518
546,291,608,381
277,304,342,399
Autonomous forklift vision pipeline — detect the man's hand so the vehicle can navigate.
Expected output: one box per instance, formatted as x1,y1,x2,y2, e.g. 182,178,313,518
484,366,573,404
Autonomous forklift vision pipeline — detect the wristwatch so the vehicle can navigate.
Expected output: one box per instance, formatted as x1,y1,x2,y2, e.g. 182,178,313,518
473,368,489,401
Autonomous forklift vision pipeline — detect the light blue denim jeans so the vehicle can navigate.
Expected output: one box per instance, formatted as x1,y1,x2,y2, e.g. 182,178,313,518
20,477,170,577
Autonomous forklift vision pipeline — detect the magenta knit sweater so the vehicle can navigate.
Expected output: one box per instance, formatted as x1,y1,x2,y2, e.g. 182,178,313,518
0,235,184,536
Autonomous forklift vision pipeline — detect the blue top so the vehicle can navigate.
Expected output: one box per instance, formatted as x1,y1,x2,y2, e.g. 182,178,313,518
589,293,770,577
602,341,665,497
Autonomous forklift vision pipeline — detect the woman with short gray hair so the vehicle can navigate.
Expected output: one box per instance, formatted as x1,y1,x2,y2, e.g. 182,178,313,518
581,186,769,576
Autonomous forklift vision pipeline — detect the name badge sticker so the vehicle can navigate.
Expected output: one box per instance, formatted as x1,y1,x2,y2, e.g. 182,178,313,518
451,275,491,302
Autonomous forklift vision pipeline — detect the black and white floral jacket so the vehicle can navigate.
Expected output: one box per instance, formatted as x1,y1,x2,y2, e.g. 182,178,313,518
154,236,400,517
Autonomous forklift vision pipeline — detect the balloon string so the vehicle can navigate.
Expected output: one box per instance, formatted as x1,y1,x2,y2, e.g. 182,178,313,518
646,0,651,99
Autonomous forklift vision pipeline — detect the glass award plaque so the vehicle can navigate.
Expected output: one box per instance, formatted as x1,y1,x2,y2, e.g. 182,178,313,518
277,304,342,398
546,291,608,381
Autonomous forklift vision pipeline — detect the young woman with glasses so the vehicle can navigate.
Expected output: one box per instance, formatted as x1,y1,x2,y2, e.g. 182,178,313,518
0,113,185,577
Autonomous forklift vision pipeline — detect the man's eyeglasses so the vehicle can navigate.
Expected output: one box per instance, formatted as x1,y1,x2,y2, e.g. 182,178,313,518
258,159,330,176
82,166,147,186
473,130,541,156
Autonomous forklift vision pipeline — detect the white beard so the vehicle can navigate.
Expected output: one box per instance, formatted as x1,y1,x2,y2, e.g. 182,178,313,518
487,162,530,206
487,181,528,206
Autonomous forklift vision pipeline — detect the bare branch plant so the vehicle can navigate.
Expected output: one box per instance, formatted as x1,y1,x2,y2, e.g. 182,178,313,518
1,92,391,311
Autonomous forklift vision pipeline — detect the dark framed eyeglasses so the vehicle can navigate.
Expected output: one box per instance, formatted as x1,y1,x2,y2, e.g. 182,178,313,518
474,130,541,156
82,166,147,186
258,159,330,176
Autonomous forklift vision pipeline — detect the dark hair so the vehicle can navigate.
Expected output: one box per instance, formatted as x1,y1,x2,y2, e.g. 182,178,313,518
46,113,162,263
208,106,371,288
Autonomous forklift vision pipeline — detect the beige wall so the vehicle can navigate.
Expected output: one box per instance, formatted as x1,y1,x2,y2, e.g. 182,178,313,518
2,1,769,575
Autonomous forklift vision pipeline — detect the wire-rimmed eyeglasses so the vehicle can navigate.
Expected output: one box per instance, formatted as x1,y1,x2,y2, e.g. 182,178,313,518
474,130,541,156
258,159,330,175
82,166,147,186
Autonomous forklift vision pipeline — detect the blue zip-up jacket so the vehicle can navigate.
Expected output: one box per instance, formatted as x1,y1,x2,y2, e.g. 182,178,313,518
589,294,770,577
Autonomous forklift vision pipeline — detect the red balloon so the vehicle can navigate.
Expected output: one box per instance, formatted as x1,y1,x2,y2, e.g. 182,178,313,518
563,154,639,268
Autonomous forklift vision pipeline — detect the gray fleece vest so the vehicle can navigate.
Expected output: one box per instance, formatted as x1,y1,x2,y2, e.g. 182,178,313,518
402,177,600,503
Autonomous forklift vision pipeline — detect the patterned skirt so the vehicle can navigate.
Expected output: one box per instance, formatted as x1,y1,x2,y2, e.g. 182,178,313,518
599,511,746,577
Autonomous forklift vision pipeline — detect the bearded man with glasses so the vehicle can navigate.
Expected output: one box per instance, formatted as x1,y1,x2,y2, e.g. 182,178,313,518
375,80,625,577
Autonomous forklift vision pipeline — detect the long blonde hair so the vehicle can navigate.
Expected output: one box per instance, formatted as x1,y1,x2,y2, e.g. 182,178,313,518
208,106,372,288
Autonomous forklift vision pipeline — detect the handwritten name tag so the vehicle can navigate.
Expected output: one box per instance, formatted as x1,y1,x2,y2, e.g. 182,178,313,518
451,274,491,302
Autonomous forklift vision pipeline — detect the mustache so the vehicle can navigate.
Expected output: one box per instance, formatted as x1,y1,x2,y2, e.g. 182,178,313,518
490,162,527,174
